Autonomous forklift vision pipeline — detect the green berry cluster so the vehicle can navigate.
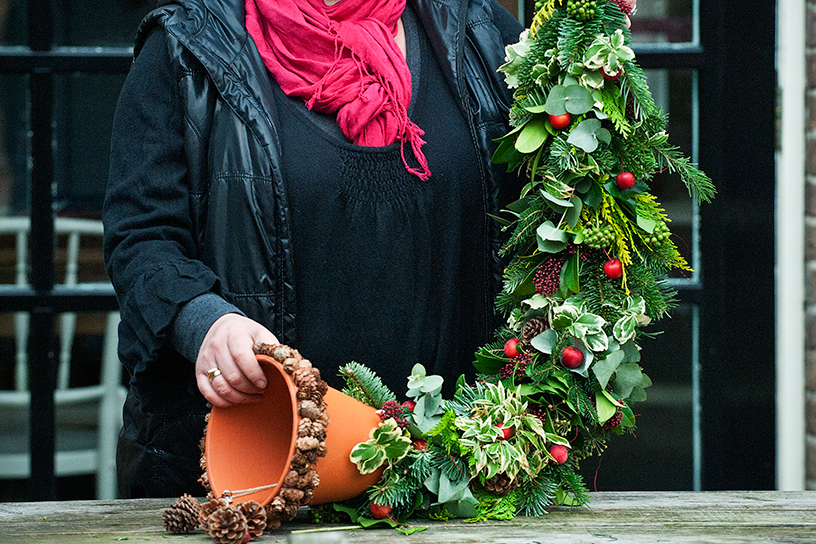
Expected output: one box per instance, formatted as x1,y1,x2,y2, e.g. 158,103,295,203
566,0,598,21
645,222,672,247
582,224,615,249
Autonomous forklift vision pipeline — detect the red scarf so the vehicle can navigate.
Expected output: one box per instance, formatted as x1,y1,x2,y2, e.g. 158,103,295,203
246,0,431,181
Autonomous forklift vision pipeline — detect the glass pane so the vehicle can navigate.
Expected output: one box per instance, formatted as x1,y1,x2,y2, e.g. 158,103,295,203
0,0,28,46
630,0,697,45
0,74,29,216
0,309,122,501
54,73,128,217
643,68,699,282
55,0,156,47
580,303,697,490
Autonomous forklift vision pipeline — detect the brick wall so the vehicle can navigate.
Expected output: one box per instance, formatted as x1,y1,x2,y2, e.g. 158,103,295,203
807,0,816,490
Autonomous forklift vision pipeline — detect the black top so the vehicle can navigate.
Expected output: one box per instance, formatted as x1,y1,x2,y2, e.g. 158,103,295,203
274,4,487,394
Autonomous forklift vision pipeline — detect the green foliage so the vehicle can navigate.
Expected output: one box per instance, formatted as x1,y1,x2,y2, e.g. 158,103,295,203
349,418,412,475
339,361,396,409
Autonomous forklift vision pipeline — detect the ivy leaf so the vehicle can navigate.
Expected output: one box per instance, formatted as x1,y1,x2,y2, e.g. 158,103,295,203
592,349,625,389
612,363,647,399
530,328,558,354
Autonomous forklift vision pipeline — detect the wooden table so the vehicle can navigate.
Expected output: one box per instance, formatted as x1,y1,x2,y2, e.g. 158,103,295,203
2,491,815,543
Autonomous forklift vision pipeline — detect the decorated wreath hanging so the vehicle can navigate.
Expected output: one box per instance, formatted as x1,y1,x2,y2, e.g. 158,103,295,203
164,0,714,538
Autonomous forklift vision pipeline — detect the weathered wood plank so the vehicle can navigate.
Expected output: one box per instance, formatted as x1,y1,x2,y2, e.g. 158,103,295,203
1,492,815,543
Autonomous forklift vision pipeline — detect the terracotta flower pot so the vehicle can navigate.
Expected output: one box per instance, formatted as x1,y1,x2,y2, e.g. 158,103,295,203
205,354,384,506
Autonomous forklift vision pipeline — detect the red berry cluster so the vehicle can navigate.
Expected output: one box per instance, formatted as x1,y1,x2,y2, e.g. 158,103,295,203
534,256,566,295
500,353,533,379
379,400,410,429
610,0,634,15
602,411,623,430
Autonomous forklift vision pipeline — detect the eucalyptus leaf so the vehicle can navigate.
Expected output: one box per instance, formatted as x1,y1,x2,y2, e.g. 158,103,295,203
566,119,604,153
536,221,569,253
545,85,594,116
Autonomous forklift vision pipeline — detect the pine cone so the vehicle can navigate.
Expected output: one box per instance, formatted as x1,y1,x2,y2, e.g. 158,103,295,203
522,316,549,341
238,501,267,539
205,505,248,544
484,473,519,496
162,493,201,534
199,496,230,532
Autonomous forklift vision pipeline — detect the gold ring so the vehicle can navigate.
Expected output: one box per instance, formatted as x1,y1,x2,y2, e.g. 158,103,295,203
207,367,222,382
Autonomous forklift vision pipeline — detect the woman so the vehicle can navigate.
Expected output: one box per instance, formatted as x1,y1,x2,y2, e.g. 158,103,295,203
104,0,523,498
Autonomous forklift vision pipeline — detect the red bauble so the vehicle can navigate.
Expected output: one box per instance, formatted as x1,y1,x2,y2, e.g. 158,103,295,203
548,112,572,130
412,439,427,451
615,171,636,189
497,423,513,440
369,501,392,519
561,346,584,369
549,444,569,465
604,258,623,280
504,338,521,358
401,399,416,411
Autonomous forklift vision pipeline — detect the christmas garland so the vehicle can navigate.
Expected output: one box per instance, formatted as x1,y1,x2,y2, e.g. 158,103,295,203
162,0,714,539
315,0,714,528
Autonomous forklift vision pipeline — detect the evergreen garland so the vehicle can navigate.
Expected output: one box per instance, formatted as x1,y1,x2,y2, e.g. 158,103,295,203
325,0,713,529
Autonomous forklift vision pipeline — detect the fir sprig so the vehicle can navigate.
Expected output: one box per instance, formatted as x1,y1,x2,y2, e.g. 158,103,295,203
338,361,396,409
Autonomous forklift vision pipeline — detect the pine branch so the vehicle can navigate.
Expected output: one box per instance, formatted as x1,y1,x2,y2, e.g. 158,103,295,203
338,361,396,409
516,476,557,516
653,145,717,204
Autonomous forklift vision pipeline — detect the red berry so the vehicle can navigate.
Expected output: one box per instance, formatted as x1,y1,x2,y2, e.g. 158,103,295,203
548,112,572,130
369,501,392,519
600,66,623,81
560,346,584,369
615,171,636,190
412,439,427,451
504,338,521,358
401,399,416,411
549,444,569,464
497,423,513,440
603,258,623,280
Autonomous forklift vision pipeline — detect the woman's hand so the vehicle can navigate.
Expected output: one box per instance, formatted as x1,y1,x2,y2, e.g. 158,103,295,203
195,313,279,407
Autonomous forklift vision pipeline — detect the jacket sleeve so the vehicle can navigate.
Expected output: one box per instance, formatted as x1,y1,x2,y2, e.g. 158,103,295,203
103,28,225,375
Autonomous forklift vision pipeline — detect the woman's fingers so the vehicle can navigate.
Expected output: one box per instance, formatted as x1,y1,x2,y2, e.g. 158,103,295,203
195,313,279,406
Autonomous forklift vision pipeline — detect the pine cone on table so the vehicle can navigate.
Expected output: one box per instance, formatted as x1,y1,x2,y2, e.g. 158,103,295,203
162,493,201,533
205,504,248,544
199,496,230,533
237,500,267,539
